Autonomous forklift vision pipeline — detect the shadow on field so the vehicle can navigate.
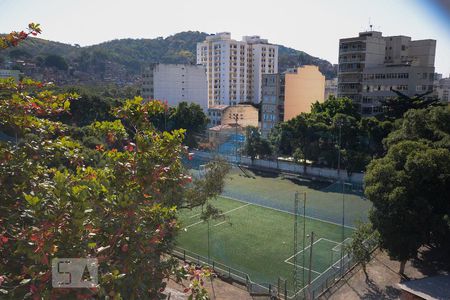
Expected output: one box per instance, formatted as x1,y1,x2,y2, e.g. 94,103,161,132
282,176,330,190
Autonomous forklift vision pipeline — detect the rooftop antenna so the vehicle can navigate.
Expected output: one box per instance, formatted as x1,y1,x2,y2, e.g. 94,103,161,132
369,17,373,31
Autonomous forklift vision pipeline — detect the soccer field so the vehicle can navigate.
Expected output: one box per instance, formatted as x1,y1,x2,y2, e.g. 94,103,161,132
176,196,355,293
222,167,371,227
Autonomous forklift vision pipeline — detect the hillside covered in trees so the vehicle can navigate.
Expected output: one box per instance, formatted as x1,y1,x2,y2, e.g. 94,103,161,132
0,31,337,85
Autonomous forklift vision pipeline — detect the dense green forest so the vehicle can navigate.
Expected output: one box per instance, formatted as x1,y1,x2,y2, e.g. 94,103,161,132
0,31,337,80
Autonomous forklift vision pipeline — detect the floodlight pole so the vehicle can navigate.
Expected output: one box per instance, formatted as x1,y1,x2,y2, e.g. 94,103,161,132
293,192,299,293
308,231,314,290
234,114,239,163
302,192,306,289
336,119,345,273
207,220,211,264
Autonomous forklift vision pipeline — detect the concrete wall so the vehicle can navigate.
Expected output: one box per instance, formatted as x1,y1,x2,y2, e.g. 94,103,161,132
284,66,325,121
193,150,364,184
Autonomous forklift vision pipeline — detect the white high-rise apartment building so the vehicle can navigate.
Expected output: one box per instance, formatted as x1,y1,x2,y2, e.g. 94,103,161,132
197,33,278,107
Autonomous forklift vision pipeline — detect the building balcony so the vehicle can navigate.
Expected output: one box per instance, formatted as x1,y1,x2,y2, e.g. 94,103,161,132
338,48,366,54
338,88,360,94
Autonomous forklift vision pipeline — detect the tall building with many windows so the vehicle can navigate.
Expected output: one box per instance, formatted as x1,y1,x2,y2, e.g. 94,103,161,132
197,33,278,107
436,77,450,103
260,73,285,137
141,63,208,110
338,31,436,116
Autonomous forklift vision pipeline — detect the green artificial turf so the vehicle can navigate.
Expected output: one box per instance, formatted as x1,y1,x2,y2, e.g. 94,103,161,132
176,196,354,291
222,168,371,227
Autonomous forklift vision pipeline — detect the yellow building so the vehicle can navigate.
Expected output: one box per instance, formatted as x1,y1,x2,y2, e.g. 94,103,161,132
221,105,258,127
284,66,325,121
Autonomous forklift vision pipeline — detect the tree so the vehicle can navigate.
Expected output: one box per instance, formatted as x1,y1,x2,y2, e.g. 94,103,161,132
384,106,450,151
0,23,41,49
170,102,208,147
44,54,68,71
365,140,450,274
293,147,306,174
310,96,360,121
244,126,272,162
245,126,260,162
0,38,228,297
268,97,395,172
345,222,378,280
380,88,443,120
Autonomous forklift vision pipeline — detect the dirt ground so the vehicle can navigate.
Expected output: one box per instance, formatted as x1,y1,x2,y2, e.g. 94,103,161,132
165,276,254,300
320,246,450,299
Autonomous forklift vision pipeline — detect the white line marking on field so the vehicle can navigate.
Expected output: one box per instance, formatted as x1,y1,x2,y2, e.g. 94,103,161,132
331,237,352,251
220,195,356,230
183,203,250,229
189,213,201,219
185,220,204,229
288,250,353,299
321,238,340,244
283,237,342,277
284,238,325,262
214,220,227,227
284,261,322,275
221,203,250,215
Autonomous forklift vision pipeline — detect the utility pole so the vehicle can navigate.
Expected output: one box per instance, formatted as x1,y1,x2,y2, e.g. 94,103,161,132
336,119,345,273
234,113,239,163
293,192,299,293
336,119,342,177
207,219,210,264
307,231,315,299
302,192,306,289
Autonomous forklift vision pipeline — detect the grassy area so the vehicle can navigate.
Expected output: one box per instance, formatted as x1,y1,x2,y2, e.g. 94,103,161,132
222,167,371,227
176,196,354,290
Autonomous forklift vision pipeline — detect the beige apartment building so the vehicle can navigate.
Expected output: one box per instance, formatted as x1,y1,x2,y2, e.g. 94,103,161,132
197,32,278,107
436,77,450,103
338,31,436,116
284,66,325,121
325,78,338,100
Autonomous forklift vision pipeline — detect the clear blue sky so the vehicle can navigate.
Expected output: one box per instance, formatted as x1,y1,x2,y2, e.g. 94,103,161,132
1,0,449,75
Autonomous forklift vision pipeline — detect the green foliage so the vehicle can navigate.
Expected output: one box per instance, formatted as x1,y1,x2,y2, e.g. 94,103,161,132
345,222,378,278
0,23,41,49
44,54,68,71
0,77,228,299
380,89,444,120
384,106,450,150
365,109,450,268
269,97,385,173
0,31,337,82
245,126,272,161
311,96,360,120
170,102,208,147
277,45,337,79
